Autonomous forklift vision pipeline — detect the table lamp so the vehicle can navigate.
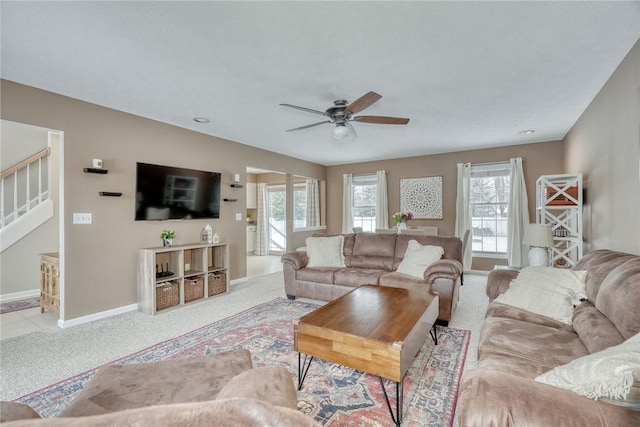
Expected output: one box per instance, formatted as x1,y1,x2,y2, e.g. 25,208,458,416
522,224,554,267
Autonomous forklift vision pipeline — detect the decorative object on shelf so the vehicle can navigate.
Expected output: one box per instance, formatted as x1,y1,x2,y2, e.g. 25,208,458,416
393,211,413,231
160,229,176,247
92,158,103,169
522,223,554,267
213,233,220,244
400,176,443,219
99,191,122,197
201,224,213,243
231,174,244,188
246,213,252,222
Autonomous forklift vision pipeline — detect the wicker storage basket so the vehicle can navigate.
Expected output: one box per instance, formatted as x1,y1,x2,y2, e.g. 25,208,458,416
184,276,205,302
208,272,227,296
156,281,179,310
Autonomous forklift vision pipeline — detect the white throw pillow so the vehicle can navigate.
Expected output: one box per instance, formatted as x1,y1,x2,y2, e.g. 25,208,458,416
396,240,444,279
494,267,587,325
305,236,345,268
535,332,640,400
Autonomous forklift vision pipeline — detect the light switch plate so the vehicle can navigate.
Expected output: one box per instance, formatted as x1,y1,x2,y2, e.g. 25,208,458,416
235,213,242,221
73,213,92,224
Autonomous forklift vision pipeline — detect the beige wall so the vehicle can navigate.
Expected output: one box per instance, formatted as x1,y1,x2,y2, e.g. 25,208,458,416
326,141,565,270
1,80,325,320
564,40,640,255
1,125,60,295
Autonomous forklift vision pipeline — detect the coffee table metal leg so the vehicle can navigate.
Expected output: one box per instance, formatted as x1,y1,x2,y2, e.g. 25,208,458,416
379,377,403,426
297,353,314,390
430,324,438,345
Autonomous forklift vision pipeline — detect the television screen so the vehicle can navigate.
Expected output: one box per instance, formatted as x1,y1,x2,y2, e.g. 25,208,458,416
135,162,221,220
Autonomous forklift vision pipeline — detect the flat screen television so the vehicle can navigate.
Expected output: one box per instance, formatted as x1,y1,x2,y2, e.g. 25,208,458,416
135,162,221,220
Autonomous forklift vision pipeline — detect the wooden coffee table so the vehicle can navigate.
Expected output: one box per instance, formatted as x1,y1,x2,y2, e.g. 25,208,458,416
294,285,440,426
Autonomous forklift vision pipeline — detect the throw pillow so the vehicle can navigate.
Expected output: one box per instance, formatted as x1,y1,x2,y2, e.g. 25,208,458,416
305,236,345,268
396,240,444,279
535,332,640,400
493,267,587,325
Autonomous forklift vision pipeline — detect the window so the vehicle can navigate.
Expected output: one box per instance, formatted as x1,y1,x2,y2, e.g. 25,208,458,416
352,174,377,232
470,163,510,255
293,183,307,228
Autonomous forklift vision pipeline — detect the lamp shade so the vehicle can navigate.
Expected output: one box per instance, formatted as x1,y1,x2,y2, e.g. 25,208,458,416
522,224,554,248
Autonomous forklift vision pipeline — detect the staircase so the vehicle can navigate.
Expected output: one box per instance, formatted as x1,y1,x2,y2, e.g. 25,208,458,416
1,147,54,252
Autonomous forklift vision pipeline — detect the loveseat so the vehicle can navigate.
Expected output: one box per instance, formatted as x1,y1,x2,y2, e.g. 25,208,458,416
457,249,640,426
282,232,463,323
1,349,321,426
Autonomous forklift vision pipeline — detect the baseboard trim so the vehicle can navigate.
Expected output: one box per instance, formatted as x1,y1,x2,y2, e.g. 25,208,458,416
0,289,39,302
230,278,248,286
58,303,138,329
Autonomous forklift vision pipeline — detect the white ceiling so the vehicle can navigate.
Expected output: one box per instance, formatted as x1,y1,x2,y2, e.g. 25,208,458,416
2,2,639,166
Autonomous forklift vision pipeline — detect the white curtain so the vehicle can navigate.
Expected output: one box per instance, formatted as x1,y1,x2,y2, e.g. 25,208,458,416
375,170,389,229
342,174,353,233
254,183,270,256
305,178,320,227
507,157,530,267
455,163,472,271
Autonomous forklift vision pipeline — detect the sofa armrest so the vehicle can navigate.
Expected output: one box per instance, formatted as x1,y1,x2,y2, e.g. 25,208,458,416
423,259,462,285
486,269,519,301
281,251,309,270
216,367,297,410
458,369,640,427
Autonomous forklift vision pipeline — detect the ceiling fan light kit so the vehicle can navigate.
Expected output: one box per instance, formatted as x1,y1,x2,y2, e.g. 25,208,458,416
280,91,409,140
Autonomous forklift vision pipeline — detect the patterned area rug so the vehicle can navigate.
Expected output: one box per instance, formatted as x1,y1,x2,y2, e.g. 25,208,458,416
16,298,469,426
0,297,40,314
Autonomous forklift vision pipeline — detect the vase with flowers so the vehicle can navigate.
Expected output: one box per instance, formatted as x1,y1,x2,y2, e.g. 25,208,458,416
160,229,176,247
393,212,413,230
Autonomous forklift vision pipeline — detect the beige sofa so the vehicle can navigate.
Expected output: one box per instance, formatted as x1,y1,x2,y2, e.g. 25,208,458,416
457,249,640,426
282,232,463,323
1,349,320,427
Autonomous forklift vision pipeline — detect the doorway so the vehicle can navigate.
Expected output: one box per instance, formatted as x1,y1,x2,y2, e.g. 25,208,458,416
246,167,286,278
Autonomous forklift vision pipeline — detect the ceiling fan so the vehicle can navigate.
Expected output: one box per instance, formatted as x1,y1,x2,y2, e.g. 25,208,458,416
280,91,409,140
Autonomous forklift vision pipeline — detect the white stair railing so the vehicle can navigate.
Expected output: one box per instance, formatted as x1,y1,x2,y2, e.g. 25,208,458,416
0,147,50,229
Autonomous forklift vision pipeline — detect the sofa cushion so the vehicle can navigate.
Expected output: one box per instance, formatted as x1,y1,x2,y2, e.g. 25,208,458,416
2,399,322,427
60,350,253,417
296,267,340,284
305,236,345,268
350,233,396,270
0,402,41,423
333,268,384,287
478,316,589,371
379,271,428,289
574,249,638,303
572,301,626,354
393,235,462,270
535,332,640,400
396,240,444,279
485,302,574,332
216,367,297,409
595,257,640,339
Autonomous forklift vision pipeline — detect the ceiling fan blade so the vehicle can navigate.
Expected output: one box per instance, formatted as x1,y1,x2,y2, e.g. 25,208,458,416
280,103,327,116
346,91,382,114
353,115,410,125
285,120,332,132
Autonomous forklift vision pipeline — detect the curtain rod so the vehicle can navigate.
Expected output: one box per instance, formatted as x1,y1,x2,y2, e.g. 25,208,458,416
472,158,524,167
352,170,389,177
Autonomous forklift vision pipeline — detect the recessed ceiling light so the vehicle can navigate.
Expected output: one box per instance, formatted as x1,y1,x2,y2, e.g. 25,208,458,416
193,117,210,123
519,129,535,135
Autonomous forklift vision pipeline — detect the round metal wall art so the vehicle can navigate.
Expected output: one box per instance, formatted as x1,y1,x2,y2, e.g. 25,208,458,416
400,176,443,219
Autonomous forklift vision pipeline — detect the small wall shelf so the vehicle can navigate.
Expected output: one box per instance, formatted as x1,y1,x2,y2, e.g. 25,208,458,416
83,168,108,174
223,198,238,202
230,183,244,188
99,192,122,197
